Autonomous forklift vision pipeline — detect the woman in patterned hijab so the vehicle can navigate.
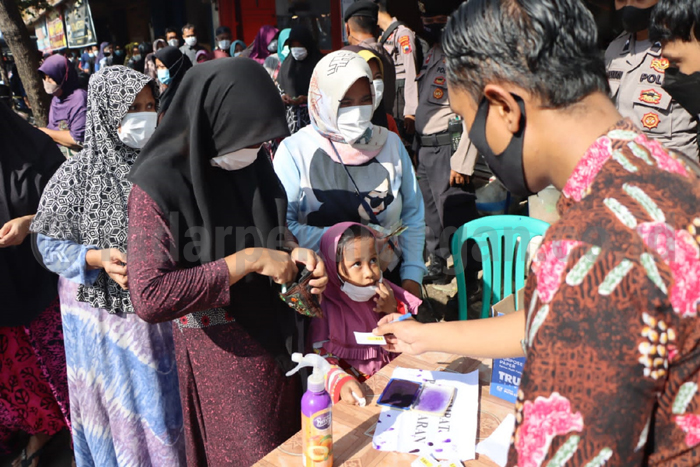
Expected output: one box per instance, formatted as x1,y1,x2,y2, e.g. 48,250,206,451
30,66,186,465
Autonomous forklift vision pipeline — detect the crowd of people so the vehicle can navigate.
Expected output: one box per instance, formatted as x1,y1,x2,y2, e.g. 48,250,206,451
1,0,700,465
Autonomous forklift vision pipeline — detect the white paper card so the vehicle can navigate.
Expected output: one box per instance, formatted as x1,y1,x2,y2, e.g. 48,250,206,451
354,332,387,345
475,413,515,467
373,368,480,461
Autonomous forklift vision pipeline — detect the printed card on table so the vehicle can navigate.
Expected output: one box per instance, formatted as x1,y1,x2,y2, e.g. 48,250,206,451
372,368,479,461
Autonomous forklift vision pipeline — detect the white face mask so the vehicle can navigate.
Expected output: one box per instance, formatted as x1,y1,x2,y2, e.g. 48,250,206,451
233,52,242,57
372,79,384,109
168,38,179,47
337,105,373,144
291,47,308,61
117,112,158,149
210,147,261,171
218,40,231,51
184,36,198,47
340,276,382,302
43,80,61,95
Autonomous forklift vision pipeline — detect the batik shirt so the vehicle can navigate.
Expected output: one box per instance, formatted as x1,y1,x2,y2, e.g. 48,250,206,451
508,120,700,466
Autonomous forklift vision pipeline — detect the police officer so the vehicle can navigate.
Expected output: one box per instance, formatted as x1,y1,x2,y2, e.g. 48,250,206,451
377,0,420,138
606,0,699,159
415,0,479,285
344,0,396,116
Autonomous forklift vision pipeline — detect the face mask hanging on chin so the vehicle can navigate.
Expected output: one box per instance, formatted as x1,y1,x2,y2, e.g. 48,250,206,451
210,147,261,171
340,275,382,302
467,94,535,198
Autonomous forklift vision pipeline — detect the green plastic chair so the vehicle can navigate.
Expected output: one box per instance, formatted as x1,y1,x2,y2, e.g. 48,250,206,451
451,215,550,320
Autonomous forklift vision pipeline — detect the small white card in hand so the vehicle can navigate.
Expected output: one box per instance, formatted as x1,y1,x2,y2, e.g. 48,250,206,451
354,332,387,345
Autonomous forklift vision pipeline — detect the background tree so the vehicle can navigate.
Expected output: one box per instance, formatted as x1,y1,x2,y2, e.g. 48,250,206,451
0,0,51,126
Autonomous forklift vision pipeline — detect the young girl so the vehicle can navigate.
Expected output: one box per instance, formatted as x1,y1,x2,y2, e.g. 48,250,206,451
310,222,422,405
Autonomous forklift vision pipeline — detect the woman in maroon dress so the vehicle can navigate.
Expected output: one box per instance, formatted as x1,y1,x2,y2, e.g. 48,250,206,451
126,58,327,466
0,98,69,467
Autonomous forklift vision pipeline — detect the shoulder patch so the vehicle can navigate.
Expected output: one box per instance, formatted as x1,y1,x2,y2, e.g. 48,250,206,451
639,89,662,105
434,76,445,86
433,87,445,100
650,57,670,73
642,112,660,130
399,35,412,54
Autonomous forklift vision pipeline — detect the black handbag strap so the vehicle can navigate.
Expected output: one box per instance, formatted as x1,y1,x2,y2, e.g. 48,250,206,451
328,140,397,251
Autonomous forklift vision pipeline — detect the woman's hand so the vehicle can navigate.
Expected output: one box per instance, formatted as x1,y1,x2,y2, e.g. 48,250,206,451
251,248,299,285
0,215,34,248
291,95,307,106
373,314,427,355
373,282,397,314
86,248,129,290
340,379,366,406
290,248,328,296
281,94,292,105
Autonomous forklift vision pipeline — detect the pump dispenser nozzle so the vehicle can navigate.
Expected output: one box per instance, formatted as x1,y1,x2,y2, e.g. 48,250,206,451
286,352,332,393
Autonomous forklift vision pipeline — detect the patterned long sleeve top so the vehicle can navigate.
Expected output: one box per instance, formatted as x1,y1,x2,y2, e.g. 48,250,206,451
508,120,700,466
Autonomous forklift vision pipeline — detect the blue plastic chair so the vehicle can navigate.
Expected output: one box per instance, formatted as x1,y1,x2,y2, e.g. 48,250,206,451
451,215,550,320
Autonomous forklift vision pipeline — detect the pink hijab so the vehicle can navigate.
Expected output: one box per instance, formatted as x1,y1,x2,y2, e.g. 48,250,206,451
249,25,278,64
308,222,422,377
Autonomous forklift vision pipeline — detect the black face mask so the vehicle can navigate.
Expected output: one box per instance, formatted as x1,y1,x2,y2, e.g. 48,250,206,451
618,5,655,34
468,94,534,198
663,67,700,120
422,22,446,45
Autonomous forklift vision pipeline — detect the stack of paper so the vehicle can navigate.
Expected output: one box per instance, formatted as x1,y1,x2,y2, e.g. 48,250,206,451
372,368,479,461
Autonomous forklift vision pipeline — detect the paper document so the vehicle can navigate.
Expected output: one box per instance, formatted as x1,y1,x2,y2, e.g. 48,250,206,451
373,368,480,461
354,332,387,345
475,414,515,467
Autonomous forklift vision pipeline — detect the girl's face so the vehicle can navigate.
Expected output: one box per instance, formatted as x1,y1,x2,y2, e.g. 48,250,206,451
339,236,382,287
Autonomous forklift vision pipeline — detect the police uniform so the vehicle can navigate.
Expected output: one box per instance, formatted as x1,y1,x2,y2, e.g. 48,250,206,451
345,1,397,116
606,33,699,160
381,19,420,129
415,44,479,269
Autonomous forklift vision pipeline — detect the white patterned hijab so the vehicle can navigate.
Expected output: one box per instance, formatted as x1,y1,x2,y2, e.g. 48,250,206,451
307,50,389,165
32,66,156,314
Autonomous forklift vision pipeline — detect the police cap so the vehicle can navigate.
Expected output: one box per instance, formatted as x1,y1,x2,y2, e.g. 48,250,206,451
417,0,463,17
344,0,379,23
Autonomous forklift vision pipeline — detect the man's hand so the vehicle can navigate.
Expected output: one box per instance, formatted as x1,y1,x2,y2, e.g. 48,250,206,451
404,115,416,135
450,170,470,187
373,314,427,355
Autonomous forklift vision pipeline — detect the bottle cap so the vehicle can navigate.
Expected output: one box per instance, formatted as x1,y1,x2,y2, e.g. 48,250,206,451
308,371,325,393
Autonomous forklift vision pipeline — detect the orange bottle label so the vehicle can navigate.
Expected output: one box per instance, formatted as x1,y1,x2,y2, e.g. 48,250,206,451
302,408,333,467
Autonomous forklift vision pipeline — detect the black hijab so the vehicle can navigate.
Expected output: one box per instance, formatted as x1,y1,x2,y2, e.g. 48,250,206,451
277,26,323,97
155,46,192,117
0,104,65,326
129,58,297,359
342,45,390,129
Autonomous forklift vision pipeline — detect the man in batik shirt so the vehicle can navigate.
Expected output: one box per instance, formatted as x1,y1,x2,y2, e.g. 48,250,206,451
374,0,700,464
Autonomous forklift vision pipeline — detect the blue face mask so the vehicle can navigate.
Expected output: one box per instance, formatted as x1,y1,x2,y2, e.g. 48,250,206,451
157,68,172,85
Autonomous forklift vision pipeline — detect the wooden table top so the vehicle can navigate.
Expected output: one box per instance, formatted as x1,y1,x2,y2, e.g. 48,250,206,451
255,352,515,467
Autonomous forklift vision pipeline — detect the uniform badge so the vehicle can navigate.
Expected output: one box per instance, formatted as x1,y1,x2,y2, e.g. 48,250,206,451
650,57,670,73
433,88,444,100
639,89,662,105
434,77,445,86
642,112,660,130
399,36,412,54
